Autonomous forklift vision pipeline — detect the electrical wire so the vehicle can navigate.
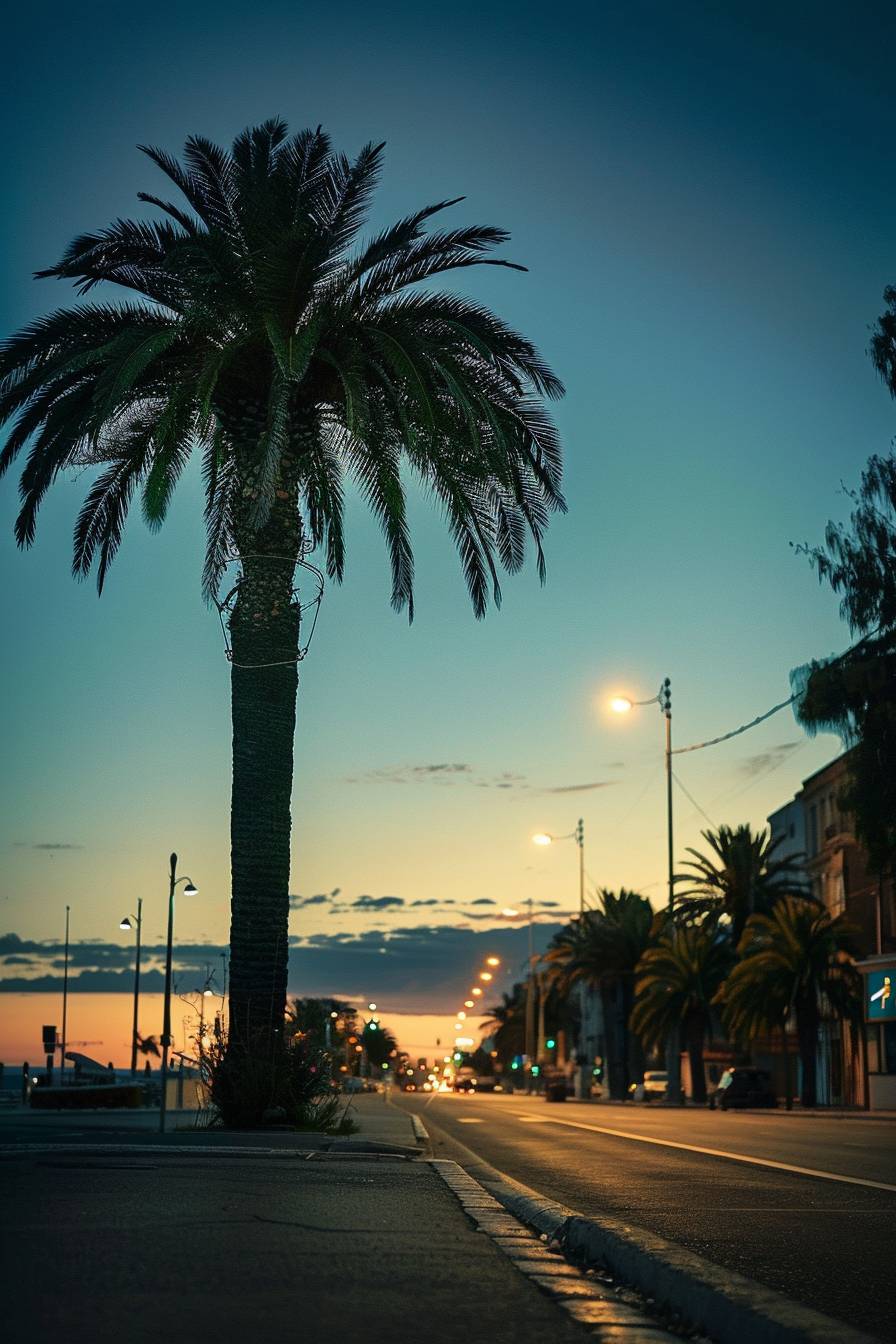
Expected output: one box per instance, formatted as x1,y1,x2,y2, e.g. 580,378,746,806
671,771,717,828
671,695,796,755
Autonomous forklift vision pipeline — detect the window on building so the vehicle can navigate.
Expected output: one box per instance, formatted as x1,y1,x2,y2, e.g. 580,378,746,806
809,805,818,856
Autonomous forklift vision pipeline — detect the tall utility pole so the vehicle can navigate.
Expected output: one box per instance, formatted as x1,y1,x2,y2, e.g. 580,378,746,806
662,677,682,1105
60,905,70,1084
129,898,143,1077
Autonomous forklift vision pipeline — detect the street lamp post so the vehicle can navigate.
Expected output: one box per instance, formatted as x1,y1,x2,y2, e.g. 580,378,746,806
159,853,198,1134
120,899,143,1078
533,822,588,1092
611,678,681,1104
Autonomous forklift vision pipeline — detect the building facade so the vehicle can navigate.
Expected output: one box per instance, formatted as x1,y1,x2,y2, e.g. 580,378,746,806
767,751,896,1108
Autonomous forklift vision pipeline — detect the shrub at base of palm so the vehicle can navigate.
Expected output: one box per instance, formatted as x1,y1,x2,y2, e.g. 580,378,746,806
207,1026,353,1131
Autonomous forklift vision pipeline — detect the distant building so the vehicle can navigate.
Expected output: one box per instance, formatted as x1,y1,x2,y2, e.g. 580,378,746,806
766,751,896,1107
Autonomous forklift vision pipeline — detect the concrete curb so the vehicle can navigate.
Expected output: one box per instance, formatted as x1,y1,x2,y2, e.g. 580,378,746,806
0,1140,420,1159
440,1154,880,1344
410,1113,430,1146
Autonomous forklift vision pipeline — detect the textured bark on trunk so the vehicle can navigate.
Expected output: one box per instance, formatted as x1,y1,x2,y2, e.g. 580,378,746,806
226,425,306,1055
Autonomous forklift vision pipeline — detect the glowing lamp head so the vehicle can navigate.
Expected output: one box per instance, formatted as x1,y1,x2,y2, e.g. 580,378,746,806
472,988,483,997
464,1000,474,1009
119,917,132,931
479,971,493,982
183,881,199,896
610,696,633,714
532,833,552,846
486,956,500,967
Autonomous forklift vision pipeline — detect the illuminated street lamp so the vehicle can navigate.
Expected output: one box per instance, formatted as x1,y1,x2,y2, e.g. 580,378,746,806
479,971,493,982
119,898,143,1077
531,820,585,915
486,956,500,967
610,677,680,1103
464,1000,474,1009
159,853,199,1135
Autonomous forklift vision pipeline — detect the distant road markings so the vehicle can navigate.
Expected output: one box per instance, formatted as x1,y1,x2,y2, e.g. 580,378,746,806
517,1113,896,1194
457,1117,483,1124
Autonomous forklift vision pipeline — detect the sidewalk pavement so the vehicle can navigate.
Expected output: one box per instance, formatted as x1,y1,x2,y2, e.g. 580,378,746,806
0,1092,676,1343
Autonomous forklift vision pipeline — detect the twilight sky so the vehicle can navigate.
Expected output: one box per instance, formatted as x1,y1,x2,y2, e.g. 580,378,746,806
1,2,894,1030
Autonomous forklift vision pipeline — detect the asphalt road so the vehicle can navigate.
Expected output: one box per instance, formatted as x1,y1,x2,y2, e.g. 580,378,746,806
395,1090,896,1341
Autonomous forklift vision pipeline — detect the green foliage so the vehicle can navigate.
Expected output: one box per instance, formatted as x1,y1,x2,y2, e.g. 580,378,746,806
716,897,862,1107
207,1027,345,1130
0,119,565,617
545,889,654,990
545,890,653,1099
674,824,810,946
481,984,527,1064
632,916,733,1052
792,449,896,873
360,1019,398,1069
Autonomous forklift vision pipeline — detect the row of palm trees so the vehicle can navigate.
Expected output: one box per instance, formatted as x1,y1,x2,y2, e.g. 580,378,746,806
486,823,863,1107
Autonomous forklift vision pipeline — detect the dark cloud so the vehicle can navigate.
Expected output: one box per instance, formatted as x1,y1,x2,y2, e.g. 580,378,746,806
737,742,801,777
289,888,341,910
410,899,439,907
469,898,496,906
0,921,570,1011
541,781,615,794
14,842,84,851
358,763,474,786
350,895,405,911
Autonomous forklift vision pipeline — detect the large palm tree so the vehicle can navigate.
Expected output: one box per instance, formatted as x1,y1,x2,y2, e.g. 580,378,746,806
545,890,653,1098
716,896,862,1108
631,916,733,1104
675,823,809,946
0,121,564,1071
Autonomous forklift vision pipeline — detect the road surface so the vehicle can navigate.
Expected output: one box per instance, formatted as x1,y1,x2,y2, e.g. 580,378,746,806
395,1090,896,1341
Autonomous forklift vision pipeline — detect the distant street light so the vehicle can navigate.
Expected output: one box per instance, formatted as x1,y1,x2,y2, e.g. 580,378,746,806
464,1000,475,1009
486,956,500,967
159,854,198,1134
610,677,680,1103
119,898,143,1077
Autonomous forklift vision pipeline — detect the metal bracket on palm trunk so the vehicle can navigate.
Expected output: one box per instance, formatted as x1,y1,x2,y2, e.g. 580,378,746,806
214,547,324,668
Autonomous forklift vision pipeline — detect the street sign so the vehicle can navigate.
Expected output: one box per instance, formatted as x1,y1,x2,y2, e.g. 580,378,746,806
866,970,895,1022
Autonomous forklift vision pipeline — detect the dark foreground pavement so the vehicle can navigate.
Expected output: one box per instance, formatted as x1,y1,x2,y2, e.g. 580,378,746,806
0,1150,610,1344
0,1097,679,1344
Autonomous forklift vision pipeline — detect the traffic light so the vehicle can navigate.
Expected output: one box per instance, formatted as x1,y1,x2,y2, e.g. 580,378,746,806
545,1037,556,1050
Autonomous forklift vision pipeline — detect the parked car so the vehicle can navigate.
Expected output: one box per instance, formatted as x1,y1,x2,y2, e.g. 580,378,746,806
629,1071,668,1102
709,1067,777,1110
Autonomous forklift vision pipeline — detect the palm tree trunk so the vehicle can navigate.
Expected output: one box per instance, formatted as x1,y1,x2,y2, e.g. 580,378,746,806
686,1015,707,1104
796,999,819,1108
227,464,302,1054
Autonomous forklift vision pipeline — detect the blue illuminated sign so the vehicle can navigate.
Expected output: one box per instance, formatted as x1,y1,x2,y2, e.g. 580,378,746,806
867,970,895,1022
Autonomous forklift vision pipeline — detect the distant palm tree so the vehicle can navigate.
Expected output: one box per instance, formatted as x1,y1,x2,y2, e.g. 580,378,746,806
716,896,862,1108
481,985,527,1064
631,916,733,1104
675,824,809,946
0,121,564,1077
546,890,653,1099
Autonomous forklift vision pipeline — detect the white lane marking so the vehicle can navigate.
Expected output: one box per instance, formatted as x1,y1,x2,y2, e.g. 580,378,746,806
517,1116,548,1123
517,1114,896,1194
457,1117,483,1124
